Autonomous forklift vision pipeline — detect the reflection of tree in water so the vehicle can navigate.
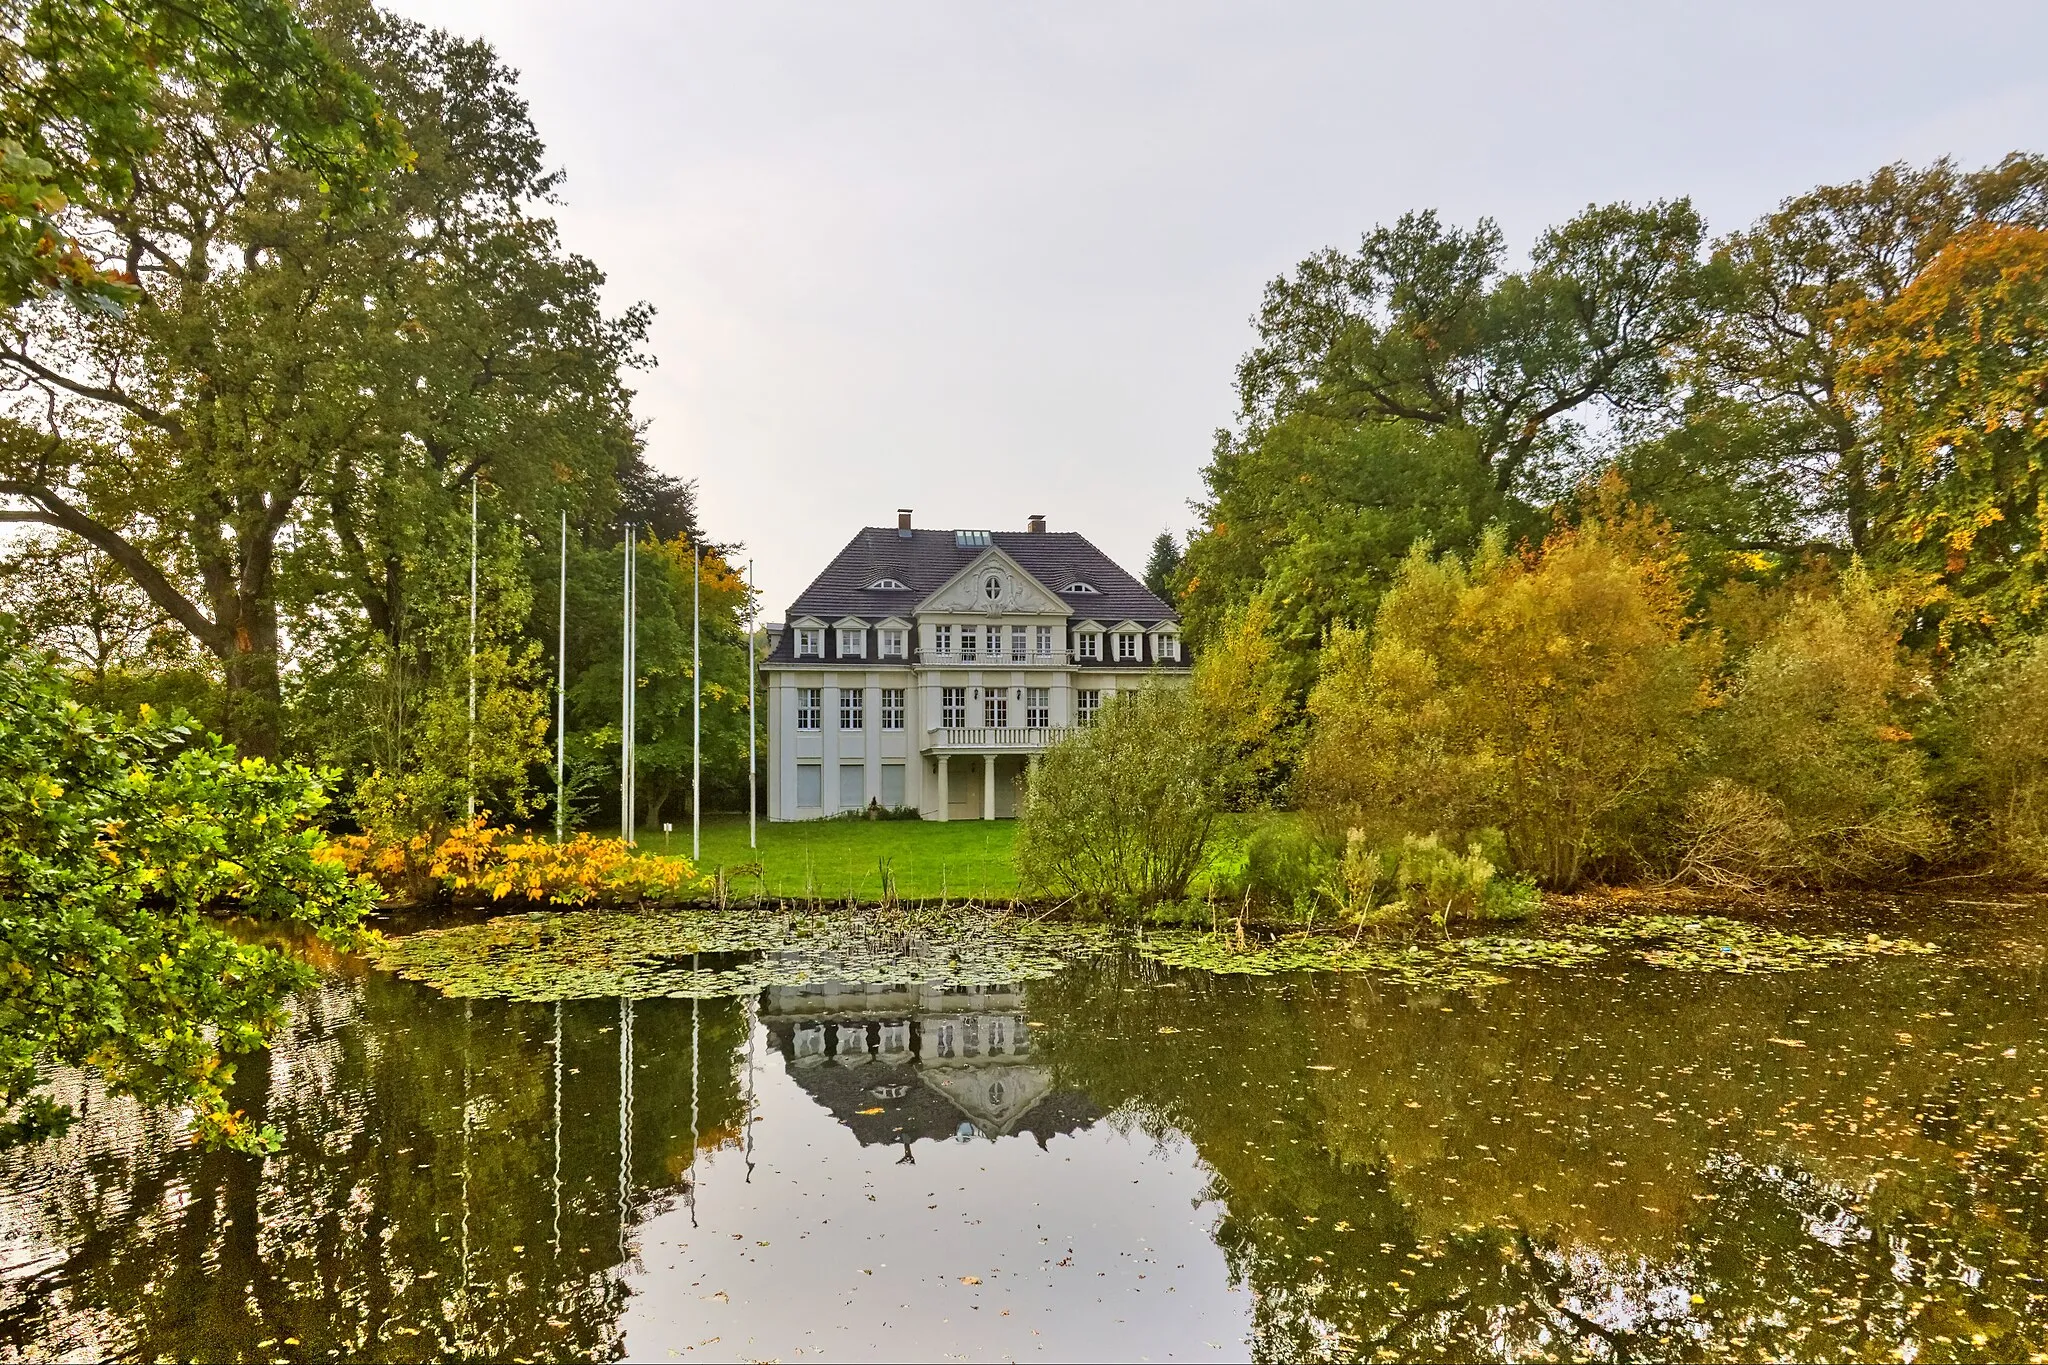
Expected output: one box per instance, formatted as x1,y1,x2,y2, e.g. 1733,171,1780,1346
1033,953,2048,1362
0,965,749,1361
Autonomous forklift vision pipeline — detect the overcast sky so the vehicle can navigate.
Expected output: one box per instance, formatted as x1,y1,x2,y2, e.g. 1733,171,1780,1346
388,0,2048,616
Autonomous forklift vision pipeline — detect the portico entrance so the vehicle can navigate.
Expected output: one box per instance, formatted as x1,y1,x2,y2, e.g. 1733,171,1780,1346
931,753,1029,820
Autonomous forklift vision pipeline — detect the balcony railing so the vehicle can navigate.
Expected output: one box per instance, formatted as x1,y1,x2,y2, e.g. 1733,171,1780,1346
919,649,1065,666
927,726,1073,750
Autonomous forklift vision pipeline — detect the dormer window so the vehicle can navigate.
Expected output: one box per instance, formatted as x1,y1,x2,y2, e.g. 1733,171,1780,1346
1075,631,1100,661
955,530,991,548
795,627,823,658
1158,632,1180,662
1116,631,1140,662
869,577,909,591
1062,582,1099,595
880,628,906,658
838,627,866,658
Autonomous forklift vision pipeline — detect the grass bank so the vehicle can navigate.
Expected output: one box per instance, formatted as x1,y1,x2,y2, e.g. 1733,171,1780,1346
631,814,1020,902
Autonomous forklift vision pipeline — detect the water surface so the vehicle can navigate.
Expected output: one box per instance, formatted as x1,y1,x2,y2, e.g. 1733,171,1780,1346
6,900,2048,1362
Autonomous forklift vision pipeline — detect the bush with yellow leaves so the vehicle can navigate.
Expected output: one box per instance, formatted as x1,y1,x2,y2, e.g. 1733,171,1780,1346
327,818,703,906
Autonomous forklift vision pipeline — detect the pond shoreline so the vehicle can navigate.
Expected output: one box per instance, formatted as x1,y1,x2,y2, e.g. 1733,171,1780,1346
363,878,2048,934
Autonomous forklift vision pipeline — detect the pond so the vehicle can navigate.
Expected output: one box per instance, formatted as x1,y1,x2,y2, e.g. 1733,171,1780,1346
5,899,2048,1362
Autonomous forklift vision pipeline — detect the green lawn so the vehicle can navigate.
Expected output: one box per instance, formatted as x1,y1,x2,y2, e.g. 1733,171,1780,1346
632,814,1021,902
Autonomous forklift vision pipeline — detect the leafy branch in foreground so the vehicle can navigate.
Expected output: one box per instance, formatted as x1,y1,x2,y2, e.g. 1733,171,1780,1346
0,645,371,1151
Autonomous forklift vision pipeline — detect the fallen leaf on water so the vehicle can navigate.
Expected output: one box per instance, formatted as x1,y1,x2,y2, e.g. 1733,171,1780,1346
855,1107,884,1115
1767,1037,1808,1048
1307,1065,1336,1071
1158,1026,1180,1034
960,1275,981,1285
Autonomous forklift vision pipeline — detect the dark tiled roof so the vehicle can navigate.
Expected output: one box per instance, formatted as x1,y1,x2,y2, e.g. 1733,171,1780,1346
786,527,1174,626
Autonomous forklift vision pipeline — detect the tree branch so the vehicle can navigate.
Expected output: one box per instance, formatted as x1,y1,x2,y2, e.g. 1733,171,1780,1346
0,481,227,655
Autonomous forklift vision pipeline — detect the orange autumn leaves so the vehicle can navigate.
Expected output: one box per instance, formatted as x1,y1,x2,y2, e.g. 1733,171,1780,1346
1850,224,2048,638
326,818,703,906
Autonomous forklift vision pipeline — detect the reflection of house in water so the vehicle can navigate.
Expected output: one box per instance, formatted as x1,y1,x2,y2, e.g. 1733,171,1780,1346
762,981,1100,1146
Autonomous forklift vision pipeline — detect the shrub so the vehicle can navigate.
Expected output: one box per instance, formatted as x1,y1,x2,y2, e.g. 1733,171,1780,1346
1190,594,1307,805
1015,684,1223,906
1932,635,2048,878
0,649,371,1151
329,819,703,905
1386,834,1540,932
1683,569,1946,886
1302,519,1710,887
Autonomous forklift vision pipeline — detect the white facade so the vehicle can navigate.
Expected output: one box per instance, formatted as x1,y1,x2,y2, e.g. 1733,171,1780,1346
763,536,1184,821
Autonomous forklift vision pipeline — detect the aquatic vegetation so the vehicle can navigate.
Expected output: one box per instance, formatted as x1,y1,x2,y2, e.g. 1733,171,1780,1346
1560,914,1939,973
371,906,1120,1000
372,904,1941,1003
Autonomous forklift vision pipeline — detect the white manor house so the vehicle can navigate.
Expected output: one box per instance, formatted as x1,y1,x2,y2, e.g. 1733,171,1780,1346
763,510,1188,821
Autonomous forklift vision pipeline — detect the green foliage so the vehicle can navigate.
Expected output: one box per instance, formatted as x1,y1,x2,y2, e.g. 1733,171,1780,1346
1182,418,1519,657
1928,635,2048,878
0,646,371,1151
558,533,758,832
1682,569,1946,887
1015,684,1224,907
1189,593,1307,805
1142,529,1182,602
2,0,401,308
1303,519,1710,886
2,1,646,756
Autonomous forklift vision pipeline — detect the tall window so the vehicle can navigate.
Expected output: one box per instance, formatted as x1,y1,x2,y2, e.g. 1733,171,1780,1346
840,688,863,730
881,628,905,658
933,624,953,657
838,627,865,657
880,687,905,730
1116,631,1139,661
941,686,967,728
984,692,1008,728
1075,631,1099,661
796,687,822,731
1076,689,1101,725
795,628,822,658
1025,687,1049,728
1034,625,1053,658
1158,633,1180,662
796,763,822,806
1010,626,1027,661
960,627,977,662
985,626,1002,659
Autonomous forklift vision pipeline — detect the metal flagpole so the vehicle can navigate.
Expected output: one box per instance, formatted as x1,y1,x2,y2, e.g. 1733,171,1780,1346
556,511,568,844
692,543,701,862
466,476,478,821
746,559,756,851
618,523,626,843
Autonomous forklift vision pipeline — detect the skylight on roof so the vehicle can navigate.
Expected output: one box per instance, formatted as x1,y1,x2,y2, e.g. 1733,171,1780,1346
868,577,909,590
1062,581,1100,594
954,530,991,548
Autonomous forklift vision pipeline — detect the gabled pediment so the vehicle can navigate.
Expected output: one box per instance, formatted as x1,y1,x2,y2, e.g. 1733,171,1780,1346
914,547,1070,617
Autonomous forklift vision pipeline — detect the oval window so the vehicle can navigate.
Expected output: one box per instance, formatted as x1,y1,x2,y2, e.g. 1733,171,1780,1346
983,573,1002,601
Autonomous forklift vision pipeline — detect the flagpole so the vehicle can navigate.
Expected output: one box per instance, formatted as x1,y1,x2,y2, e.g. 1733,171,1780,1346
556,510,568,844
692,542,701,862
746,558,756,851
621,523,633,846
466,475,478,822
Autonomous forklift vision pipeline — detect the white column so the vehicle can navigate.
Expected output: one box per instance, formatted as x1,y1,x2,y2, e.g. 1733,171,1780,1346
822,681,840,814
982,754,996,821
936,754,950,823
865,678,882,803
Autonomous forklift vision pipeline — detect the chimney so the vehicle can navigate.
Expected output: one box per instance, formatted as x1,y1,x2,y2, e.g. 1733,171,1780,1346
897,508,913,539
1027,513,1046,533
